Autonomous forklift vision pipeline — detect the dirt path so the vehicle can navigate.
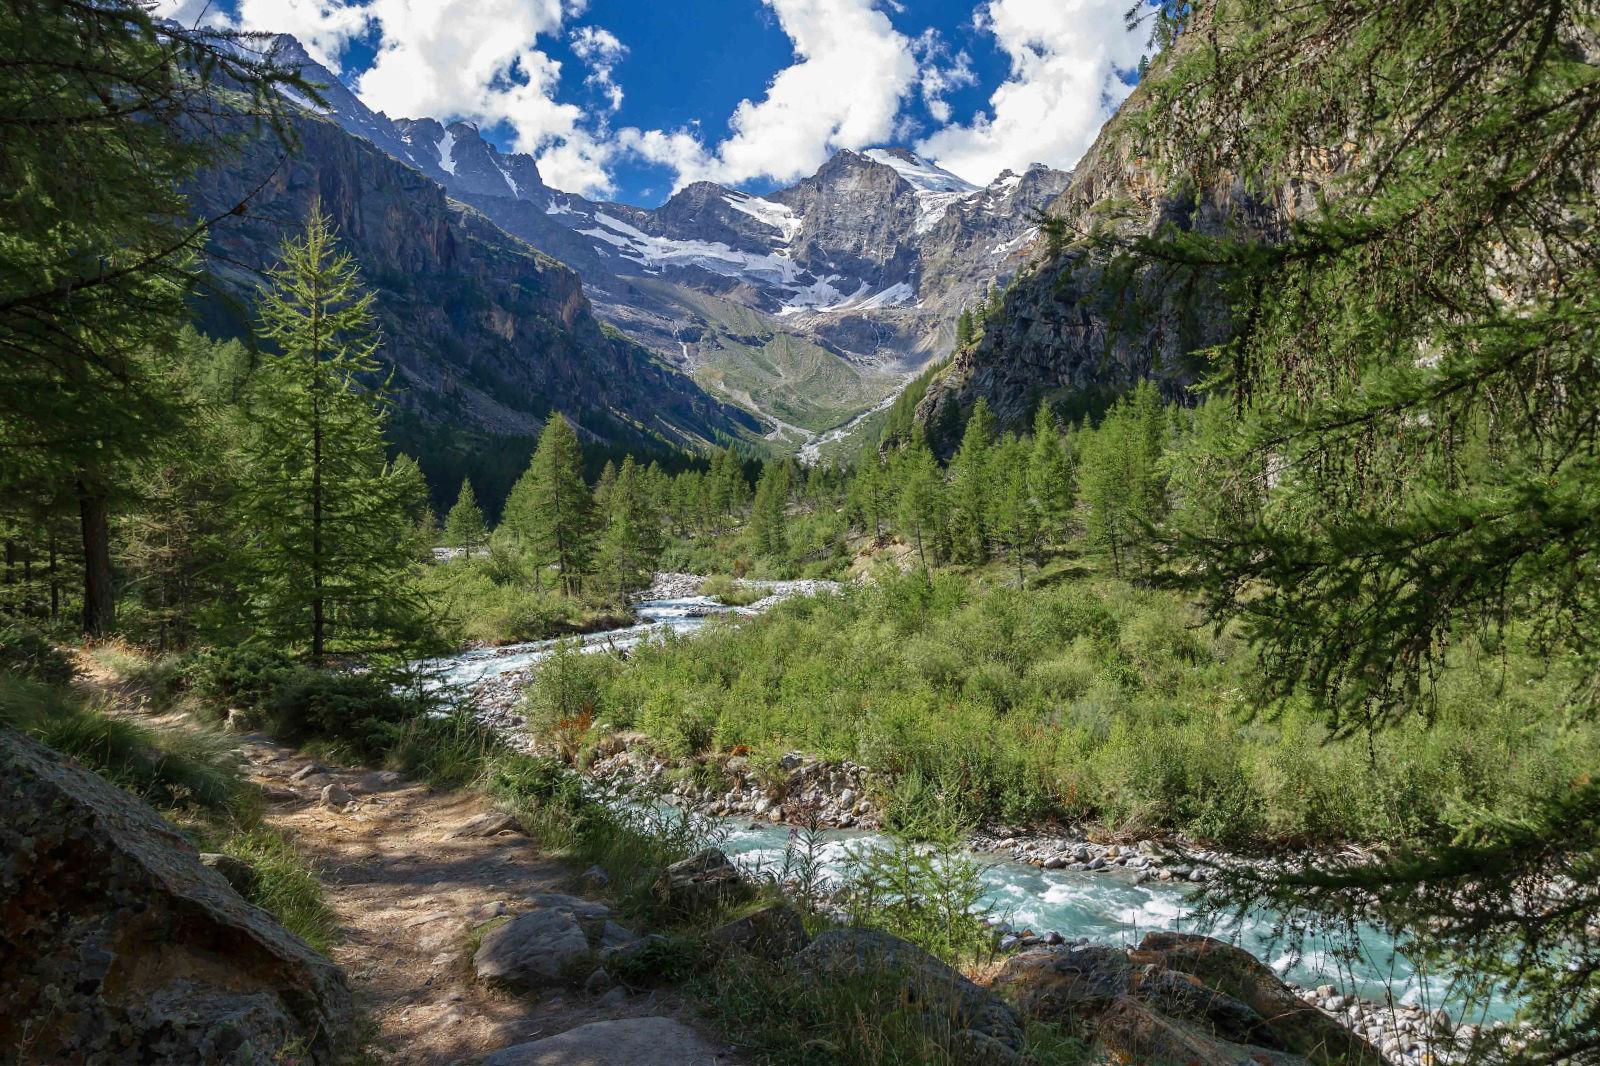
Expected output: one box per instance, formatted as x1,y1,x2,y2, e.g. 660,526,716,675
242,737,737,1064
72,649,737,1065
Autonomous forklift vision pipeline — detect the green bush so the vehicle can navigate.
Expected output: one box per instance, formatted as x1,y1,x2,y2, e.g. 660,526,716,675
0,625,75,685
184,645,298,713
260,670,422,763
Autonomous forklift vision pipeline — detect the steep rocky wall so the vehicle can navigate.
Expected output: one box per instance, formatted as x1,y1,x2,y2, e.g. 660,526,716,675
190,113,757,450
916,53,1306,450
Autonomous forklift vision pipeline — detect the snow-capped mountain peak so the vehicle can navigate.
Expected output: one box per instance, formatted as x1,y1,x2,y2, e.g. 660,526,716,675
862,147,980,195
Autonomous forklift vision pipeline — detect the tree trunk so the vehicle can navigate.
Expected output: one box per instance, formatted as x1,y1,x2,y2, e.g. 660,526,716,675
78,474,114,637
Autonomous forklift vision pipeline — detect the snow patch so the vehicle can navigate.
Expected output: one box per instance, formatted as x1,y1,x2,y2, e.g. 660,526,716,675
545,197,578,216
437,130,457,176
724,191,803,243
494,158,519,197
863,149,981,234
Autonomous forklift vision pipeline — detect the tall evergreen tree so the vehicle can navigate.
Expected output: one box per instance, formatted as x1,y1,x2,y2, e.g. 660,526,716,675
444,479,487,557
894,438,946,578
0,1,306,635
750,462,790,558
235,211,427,660
595,457,662,599
1027,402,1074,547
991,436,1041,586
510,415,593,596
1128,2,1600,1053
947,399,997,564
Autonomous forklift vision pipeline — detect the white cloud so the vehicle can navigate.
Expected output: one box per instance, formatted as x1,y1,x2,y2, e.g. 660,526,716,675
350,0,619,196
154,0,372,71
911,29,975,126
917,0,1143,185
625,0,921,189
571,25,627,112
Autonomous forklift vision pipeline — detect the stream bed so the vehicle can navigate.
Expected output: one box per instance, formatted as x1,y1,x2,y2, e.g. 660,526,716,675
416,581,1514,1029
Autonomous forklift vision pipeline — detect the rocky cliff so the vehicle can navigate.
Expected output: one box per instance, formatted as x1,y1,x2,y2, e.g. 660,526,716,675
915,51,1299,449
264,34,1068,440
190,44,758,454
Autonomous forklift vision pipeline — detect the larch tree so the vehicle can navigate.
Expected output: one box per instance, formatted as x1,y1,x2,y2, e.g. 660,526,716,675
512,415,594,596
0,0,306,635
235,211,427,661
1125,1,1600,1055
444,479,487,557
1027,402,1074,548
947,398,996,565
750,462,791,558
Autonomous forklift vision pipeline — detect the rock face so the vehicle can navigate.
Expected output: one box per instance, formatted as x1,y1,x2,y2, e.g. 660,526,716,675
652,848,752,916
472,893,639,990
915,24,1309,451
267,33,1069,438
0,728,353,1064
481,1017,730,1066
795,928,1024,1050
191,42,759,465
993,934,1385,1066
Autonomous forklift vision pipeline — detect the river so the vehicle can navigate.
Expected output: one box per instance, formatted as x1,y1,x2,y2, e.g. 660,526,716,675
415,585,1513,1028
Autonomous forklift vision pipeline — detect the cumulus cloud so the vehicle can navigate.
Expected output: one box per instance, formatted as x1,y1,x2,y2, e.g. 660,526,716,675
351,0,619,195
911,29,976,126
917,0,1143,185
626,0,921,189
571,25,627,112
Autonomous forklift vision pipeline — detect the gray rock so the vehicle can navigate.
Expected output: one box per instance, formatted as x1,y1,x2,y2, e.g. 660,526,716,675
581,863,611,887
319,782,352,808
473,909,591,989
290,763,326,781
481,1017,728,1066
950,1028,1023,1066
652,848,750,916
795,928,1023,1049
0,728,352,1063
707,904,811,961
583,968,614,996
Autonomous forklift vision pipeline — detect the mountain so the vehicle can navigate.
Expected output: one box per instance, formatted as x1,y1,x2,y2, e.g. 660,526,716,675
913,49,1300,452
265,35,1069,446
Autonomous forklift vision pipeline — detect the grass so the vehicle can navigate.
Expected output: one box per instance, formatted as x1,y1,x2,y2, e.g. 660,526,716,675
414,554,632,646
0,666,335,956
552,565,1598,851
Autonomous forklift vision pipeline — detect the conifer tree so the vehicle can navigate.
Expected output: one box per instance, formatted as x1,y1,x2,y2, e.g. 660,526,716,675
850,455,892,544
991,436,1040,586
1027,402,1074,548
750,462,790,558
1078,384,1165,580
595,457,661,599
510,415,593,596
955,308,975,347
444,479,487,557
894,438,946,578
947,399,996,564
592,460,618,522
235,211,427,661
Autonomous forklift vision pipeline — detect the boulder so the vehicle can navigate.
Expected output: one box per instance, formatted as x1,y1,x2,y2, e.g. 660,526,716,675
473,895,639,990
707,904,811,961
1134,932,1385,1064
481,1017,730,1066
0,728,352,1064
1097,995,1309,1066
319,782,352,808
992,944,1134,1018
652,848,750,916
794,928,1023,1049
474,910,591,989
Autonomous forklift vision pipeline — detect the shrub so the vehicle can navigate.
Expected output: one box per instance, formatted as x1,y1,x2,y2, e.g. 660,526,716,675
184,645,298,713
0,625,75,685
260,670,422,763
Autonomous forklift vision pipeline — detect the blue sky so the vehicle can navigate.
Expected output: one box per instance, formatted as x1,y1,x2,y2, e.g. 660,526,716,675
161,0,1151,206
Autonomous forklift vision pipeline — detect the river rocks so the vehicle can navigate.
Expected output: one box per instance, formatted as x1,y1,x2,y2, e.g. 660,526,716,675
1134,932,1385,1065
0,728,353,1064
795,929,1024,1049
708,904,811,961
481,1016,732,1066
473,894,639,990
652,848,751,916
